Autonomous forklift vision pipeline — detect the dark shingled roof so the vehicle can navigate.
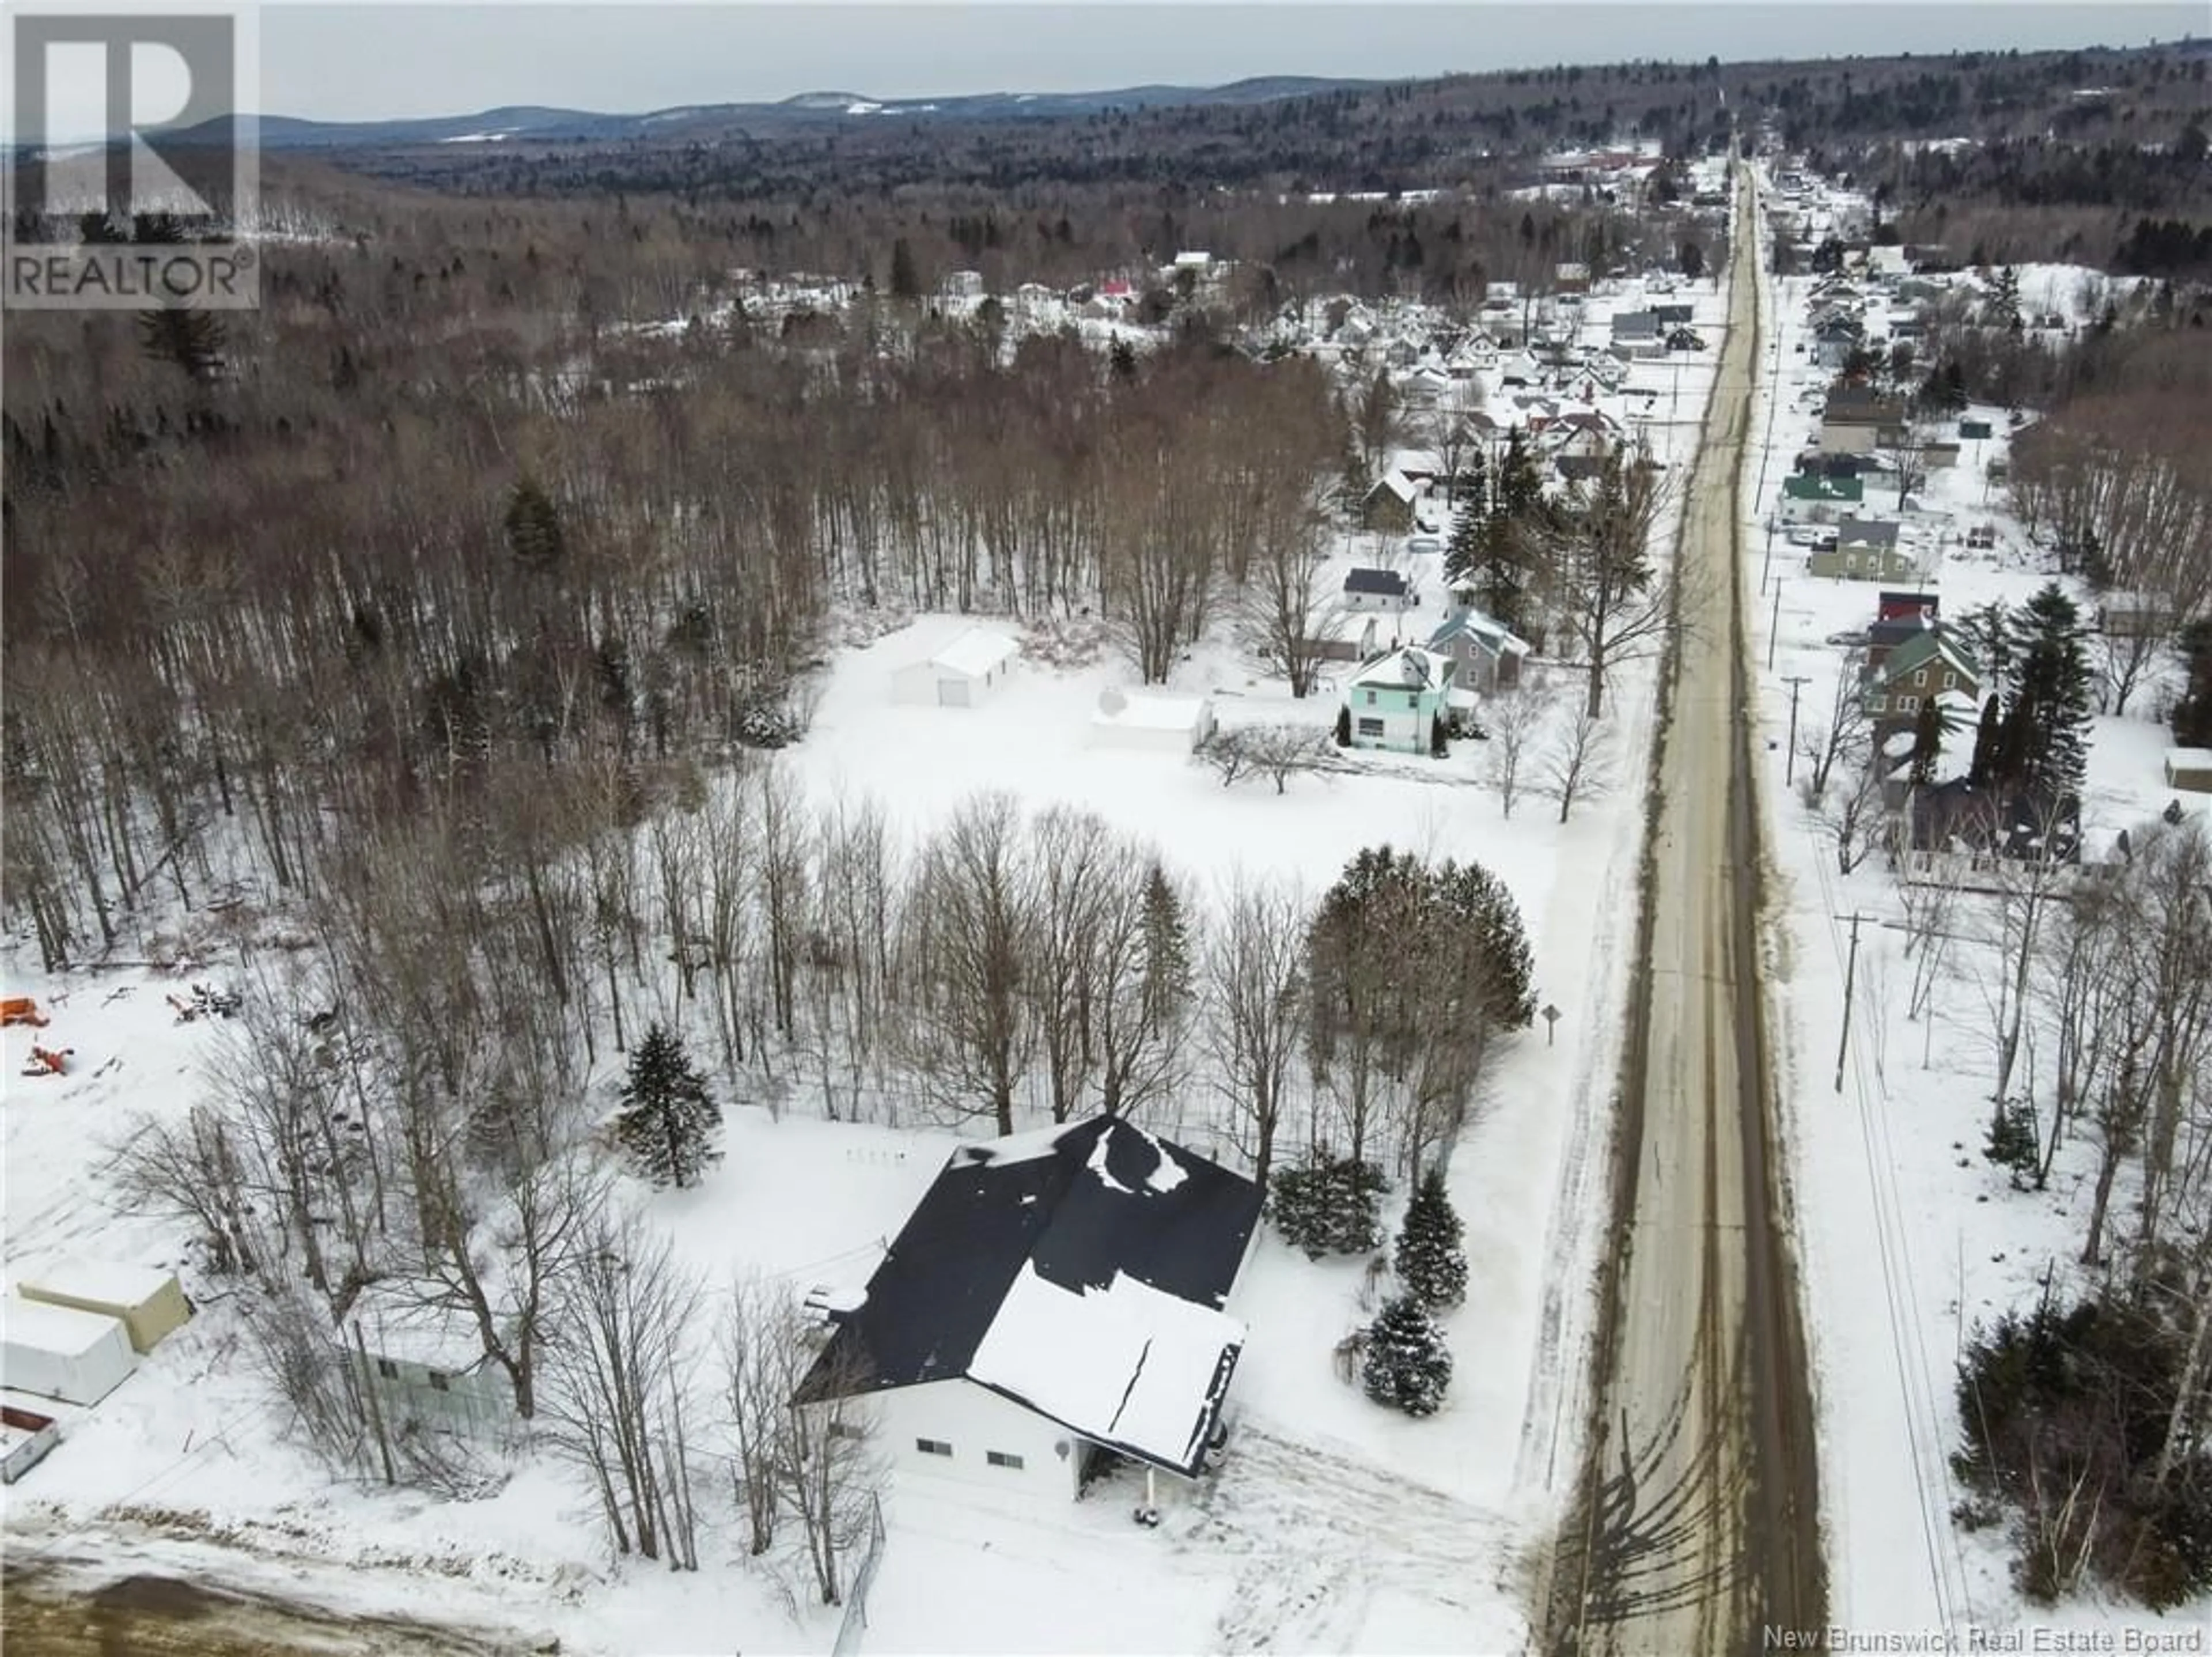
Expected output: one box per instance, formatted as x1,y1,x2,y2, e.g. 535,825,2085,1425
1343,567,1410,597
797,1116,1263,1413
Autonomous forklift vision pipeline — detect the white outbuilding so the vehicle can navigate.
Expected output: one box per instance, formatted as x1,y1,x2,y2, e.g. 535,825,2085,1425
892,628,1021,709
14,1260,192,1356
1,1296,137,1406
1089,688,1217,755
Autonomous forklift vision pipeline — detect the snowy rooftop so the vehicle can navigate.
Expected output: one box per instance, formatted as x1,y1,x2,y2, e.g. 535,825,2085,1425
931,628,1021,679
13,1259,177,1309
969,1265,1241,1476
797,1116,1262,1477
1092,693,1210,733
2,1296,127,1357
344,1284,493,1374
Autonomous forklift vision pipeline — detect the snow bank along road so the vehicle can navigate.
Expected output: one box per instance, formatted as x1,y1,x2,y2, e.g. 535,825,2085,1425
1543,164,1828,1656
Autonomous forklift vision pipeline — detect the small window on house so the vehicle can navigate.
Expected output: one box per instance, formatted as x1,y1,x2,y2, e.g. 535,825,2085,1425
1357,717,1385,739
916,1437,953,1458
1944,673,1956,691
427,1370,451,1393
376,1357,399,1381
987,1450,1025,1470
1900,695,1919,712
828,1421,867,1442
1913,669,1927,688
1365,690,1377,706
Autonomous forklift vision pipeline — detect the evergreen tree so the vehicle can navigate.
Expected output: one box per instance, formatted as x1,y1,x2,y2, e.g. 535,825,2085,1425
1430,713,1448,758
1909,696,1944,785
613,1022,722,1189
1493,426,1543,521
1139,861,1192,1027
1969,693,2005,787
1108,336,1138,381
138,305,226,385
888,237,921,301
1394,1167,1468,1310
1467,514,1529,634
2171,622,2212,748
1337,442,1373,521
1455,441,1489,520
1442,504,1484,588
1334,705,1353,747
1268,1156,1385,1258
1362,1294,1453,1417
504,478,566,576
2005,583,2093,795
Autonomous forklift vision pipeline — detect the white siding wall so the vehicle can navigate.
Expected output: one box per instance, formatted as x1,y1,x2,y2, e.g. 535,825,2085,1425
867,1379,1082,1498
891,661,942,706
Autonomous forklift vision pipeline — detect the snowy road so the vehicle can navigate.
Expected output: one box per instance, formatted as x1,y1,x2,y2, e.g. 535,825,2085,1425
1544,164,1827,1655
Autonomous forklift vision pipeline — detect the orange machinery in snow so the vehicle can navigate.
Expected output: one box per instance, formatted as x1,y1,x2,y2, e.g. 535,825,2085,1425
0,997,48,1028
20,1046,72,1077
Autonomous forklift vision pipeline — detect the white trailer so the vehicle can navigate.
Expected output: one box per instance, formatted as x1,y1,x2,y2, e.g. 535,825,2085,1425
1,1297,137,1406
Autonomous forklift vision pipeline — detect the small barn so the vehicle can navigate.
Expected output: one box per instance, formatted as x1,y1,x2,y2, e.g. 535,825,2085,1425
15,1261,192,1357
1,1297,137,1406
892,628,1021,709
1089,689,1217,755
1342,568,1412,612
2163,750,2212,794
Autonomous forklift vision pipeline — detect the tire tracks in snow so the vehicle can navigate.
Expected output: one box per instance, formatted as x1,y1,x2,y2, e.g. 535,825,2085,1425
1184,1423,1513,1654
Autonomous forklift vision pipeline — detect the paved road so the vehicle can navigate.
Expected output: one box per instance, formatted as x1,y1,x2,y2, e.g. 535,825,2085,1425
1545,164,1827,1656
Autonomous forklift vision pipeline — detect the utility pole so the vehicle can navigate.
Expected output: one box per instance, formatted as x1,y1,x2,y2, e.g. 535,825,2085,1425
1782,675,1812,785
1759,518,1777,595
1767,581,1782,671
1835,910,1865,1093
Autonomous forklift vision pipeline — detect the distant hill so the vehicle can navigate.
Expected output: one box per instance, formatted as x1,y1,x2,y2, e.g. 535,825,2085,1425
146,75,1379,152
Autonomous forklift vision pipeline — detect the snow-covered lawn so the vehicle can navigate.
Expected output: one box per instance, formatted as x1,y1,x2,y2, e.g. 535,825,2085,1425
1743,186,2210,1642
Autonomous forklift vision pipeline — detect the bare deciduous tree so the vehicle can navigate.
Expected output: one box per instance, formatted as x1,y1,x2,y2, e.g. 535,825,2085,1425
1483,689,1544,819
896,792,1036,1135
1205,875,1309,1188
1540,700,1614,824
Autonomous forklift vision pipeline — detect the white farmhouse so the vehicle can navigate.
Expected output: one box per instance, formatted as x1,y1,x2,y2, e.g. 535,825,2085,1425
796,1117,1262,1506
891,627,1021,709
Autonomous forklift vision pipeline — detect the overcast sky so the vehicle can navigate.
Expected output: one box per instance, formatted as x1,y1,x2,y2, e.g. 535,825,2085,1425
15,2,2206,133
249,3,2206,120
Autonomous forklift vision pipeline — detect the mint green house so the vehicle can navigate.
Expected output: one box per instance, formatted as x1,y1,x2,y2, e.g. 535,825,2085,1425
1342,646,1456,755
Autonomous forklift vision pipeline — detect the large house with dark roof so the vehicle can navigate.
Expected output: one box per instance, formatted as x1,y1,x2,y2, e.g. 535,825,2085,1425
795,1117,1263,1500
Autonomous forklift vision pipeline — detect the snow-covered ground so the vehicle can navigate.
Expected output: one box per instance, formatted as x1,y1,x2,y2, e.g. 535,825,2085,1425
1740,170,2210,1644
0,309,1726,1651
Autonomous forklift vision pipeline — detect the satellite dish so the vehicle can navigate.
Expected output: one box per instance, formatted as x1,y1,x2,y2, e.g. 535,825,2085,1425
1098,687,1128,717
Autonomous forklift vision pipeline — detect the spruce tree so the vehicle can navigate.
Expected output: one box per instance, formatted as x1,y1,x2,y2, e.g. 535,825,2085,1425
1908,696,1944,785
1334,705,1353,747
2171,622,2212,748
1139,862,1192,1026
2005,583,2092,797
614,1022,722,1189
1362,1294,1453,1417
1969,694,2005,787
888,237,921,301
1394,1167,1468,1310
1442,504,1484,588
138,305,226,386
504,478,566,576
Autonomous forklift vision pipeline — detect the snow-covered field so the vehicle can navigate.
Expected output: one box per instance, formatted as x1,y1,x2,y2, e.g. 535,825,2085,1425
1741,176,2210,1644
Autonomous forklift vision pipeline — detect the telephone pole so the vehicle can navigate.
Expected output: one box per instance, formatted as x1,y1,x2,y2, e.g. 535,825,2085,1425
1766,581,1782,671
1835,910,1865,1093
1782,675,1812,785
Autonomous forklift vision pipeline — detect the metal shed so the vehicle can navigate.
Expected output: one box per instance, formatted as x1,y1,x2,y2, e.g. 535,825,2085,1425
1,1297,137,1406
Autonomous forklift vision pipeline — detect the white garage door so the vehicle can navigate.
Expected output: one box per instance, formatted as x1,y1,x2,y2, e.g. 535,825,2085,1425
938,677,970,708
